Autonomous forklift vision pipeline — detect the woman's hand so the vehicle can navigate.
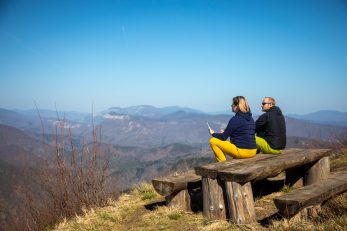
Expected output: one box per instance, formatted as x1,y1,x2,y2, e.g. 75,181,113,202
209,128,215,135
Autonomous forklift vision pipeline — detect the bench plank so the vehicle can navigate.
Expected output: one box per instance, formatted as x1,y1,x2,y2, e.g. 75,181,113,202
218,149,330,182
195,154,274,179
152,170,201,196
273,170,347,218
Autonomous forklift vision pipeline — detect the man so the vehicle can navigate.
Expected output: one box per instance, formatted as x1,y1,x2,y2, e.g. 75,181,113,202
255,97,286,154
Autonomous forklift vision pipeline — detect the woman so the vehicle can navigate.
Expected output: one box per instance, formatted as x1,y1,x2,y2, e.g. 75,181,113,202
208,96,257,162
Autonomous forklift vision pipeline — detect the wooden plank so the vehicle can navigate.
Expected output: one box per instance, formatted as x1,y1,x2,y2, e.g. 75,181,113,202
218,149,330,182
273,170,347,218
195,149,314,179
225,181,256,224
152,170,201,196
195,154,274,179
202,177,227,220
286,155,330,187
304,156,330,185
303,156,330,218
166,189,191,211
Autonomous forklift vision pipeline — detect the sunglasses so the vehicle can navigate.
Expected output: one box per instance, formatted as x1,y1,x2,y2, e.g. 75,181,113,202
262,102,271,105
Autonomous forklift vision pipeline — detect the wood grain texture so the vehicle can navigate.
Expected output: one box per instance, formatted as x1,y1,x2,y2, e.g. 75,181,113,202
274,170,347,218
225,181,256,224
202,177,227,220
166,189,191,211
152,170,201,196
304,156,330,185
195,154,273,179
218,149,330,182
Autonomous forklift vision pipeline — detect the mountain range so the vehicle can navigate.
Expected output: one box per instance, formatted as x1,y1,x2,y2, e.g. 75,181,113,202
1,105,346,192
287,110,347,127
1,105,346,230
1,105,347,147
1,105,347,190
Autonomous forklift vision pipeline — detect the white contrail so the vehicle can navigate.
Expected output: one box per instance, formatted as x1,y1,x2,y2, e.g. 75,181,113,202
1,29,41,55
121,25,127,44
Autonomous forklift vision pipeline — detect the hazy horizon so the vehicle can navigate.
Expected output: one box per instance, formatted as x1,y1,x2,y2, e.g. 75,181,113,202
1,104,346,116
1,1,347,115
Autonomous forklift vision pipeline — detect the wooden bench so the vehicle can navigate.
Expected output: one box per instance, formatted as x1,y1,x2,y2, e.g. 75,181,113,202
152,155,277,210
273,168,347,219
194,148,331,224
152,170,202,211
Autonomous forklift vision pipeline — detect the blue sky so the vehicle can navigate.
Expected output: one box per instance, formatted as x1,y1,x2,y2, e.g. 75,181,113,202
1,0,346,115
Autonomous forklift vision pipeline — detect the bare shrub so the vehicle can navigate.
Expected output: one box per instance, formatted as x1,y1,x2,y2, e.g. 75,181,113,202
10,109,116,230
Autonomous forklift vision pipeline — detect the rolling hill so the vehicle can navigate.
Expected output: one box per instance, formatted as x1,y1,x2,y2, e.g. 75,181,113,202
1,106,346,231
287,110,347,127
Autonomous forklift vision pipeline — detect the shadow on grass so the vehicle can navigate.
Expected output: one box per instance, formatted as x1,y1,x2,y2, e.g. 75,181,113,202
144,200,167,211
252,178,286,198
259,212,284,227
144,187,203,212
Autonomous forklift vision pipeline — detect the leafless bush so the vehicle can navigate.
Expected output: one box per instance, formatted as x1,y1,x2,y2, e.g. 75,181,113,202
10,109,116,230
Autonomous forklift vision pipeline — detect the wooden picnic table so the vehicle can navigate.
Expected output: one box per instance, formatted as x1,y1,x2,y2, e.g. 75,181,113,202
152,148,337,224
194,148,331,224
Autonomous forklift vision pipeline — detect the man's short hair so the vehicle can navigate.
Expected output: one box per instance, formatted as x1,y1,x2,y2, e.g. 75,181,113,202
265,97,276,106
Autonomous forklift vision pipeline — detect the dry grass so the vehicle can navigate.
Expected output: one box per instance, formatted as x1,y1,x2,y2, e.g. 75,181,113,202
52,183,258,231
52,149,347,231
330,147,347,171
52,184,347,231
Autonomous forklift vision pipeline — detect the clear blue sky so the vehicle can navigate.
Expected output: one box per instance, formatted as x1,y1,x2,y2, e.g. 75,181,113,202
1,0,347,115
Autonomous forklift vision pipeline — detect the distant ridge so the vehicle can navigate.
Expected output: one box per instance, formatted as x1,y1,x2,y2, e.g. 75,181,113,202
102,105,205,118
1,107,347,147
15,109,90,122
287,110,347,127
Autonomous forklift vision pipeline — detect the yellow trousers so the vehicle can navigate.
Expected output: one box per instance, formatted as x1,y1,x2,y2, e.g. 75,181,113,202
209,137,257,162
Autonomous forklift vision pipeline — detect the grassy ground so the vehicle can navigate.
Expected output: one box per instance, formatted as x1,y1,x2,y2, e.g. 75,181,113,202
52,149,347,231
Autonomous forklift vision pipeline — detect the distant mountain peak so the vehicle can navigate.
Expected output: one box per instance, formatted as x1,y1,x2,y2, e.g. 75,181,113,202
103,105,204,118
103,113,130,120
287,110,347,127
